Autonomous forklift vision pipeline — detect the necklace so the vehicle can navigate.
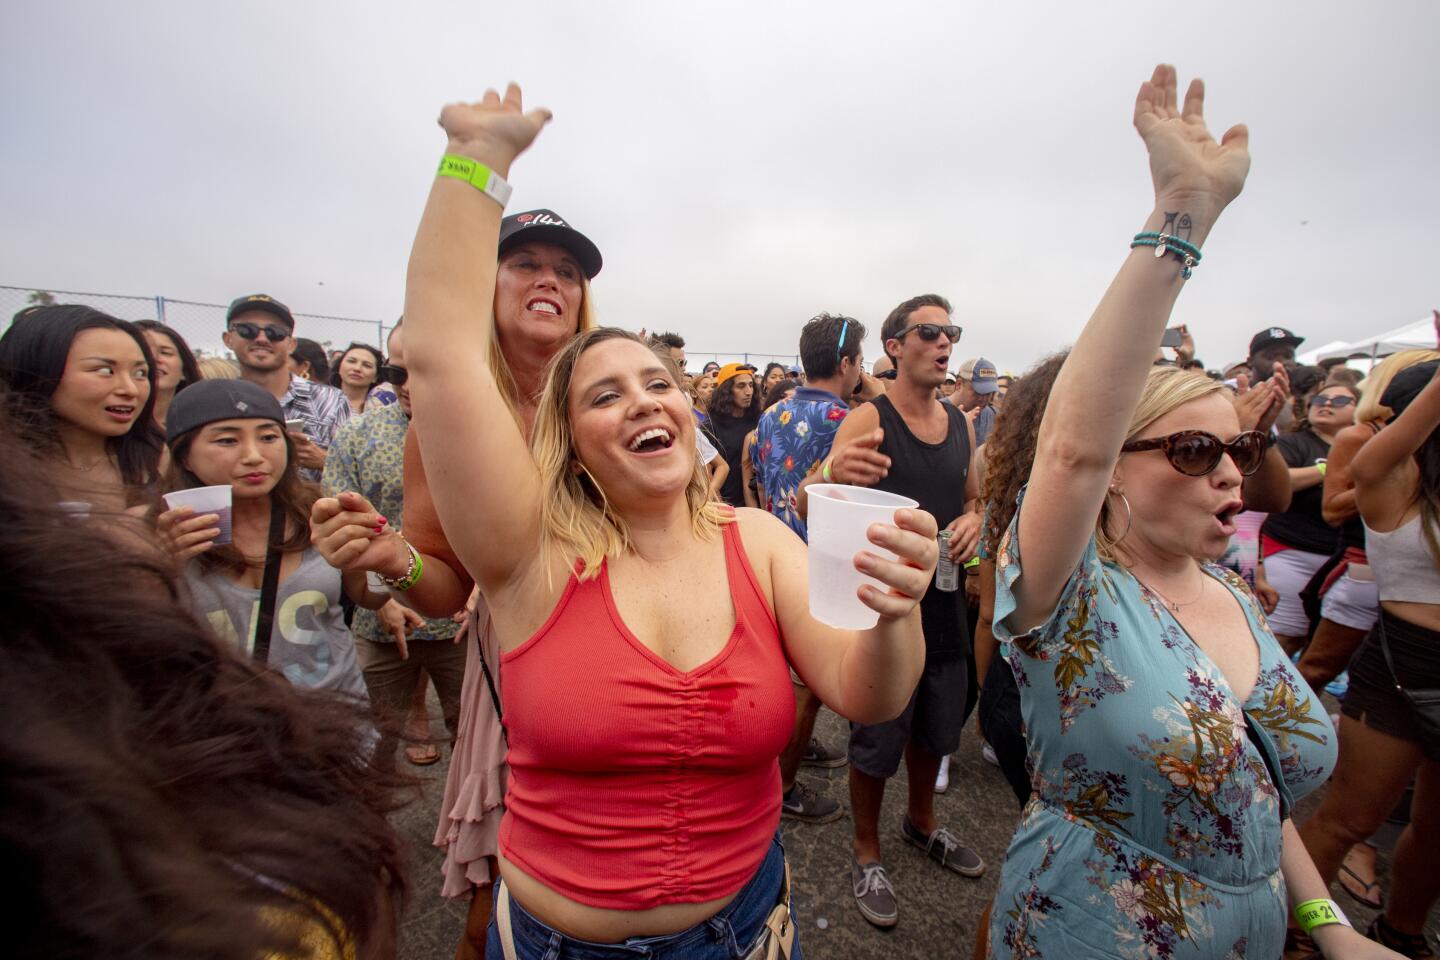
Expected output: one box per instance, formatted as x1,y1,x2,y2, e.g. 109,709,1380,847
64,454,110,473
1144,568,1207,612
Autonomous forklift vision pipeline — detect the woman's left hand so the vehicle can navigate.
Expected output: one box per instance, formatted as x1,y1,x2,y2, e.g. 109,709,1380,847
856,507,939,621
1134,64,1251,220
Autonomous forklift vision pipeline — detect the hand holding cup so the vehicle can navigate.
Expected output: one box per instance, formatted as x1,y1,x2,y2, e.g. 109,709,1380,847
854,507,940,622
157,505,223,561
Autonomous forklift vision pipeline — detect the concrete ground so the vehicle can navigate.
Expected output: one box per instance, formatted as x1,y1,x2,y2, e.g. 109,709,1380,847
391,706,1438,960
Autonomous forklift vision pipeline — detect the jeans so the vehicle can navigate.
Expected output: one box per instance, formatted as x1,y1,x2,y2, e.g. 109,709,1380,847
486,832,800,959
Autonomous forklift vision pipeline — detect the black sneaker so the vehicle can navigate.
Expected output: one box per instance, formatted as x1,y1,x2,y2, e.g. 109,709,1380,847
900,817,985,877
781,780,843,823
801,737,847,768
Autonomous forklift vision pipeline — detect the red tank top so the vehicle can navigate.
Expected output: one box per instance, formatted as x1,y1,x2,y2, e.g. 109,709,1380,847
498,520,795,909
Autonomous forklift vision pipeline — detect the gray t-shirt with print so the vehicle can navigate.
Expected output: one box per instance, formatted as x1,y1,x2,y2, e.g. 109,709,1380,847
184,547,367,697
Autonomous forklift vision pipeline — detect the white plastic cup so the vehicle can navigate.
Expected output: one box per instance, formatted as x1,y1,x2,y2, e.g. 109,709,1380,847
807,483,918,630
163,485,234,546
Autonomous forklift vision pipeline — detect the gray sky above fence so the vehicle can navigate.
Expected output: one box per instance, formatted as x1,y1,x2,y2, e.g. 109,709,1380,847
2,2,1436,375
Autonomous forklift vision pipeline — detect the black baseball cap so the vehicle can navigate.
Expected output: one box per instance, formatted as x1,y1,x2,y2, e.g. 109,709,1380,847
498,209,603,279
1248,326,1304,356
1380,360,1439,418
166,378,285,444
226,294,295,329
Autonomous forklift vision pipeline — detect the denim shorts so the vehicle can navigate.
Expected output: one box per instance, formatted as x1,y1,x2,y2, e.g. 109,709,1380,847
486,832,801,960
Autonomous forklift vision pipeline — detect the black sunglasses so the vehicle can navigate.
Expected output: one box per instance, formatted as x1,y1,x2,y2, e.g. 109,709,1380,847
1309,395,1355,409
229,321,291,342
891,322,962,344
1121,429,1269,477
378,364,408,386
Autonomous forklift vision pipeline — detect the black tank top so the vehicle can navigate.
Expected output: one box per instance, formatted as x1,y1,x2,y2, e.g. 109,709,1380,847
870,394,972,659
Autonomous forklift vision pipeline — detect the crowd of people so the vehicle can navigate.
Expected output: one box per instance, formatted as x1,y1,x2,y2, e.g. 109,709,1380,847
3,65,1438,960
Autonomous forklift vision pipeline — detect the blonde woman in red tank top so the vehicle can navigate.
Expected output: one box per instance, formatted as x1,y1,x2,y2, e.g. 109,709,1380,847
366,86,938,959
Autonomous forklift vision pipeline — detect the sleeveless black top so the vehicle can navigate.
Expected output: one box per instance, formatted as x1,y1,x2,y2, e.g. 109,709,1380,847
870,394,972,659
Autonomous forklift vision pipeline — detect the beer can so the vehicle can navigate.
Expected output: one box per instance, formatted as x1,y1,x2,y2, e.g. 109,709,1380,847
936,531,959,592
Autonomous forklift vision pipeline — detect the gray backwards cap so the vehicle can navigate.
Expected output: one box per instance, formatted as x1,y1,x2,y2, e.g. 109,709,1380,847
165,378,285,444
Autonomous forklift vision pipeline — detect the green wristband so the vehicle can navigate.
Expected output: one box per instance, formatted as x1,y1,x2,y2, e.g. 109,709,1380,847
964,556,981,569
437,154,513,208
1293,898,1350,935
1315,460,1327,476
381,542,424,592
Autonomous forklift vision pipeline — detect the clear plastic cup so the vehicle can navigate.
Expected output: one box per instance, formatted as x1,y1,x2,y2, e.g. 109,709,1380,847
806,483,918,630
163,485,234,546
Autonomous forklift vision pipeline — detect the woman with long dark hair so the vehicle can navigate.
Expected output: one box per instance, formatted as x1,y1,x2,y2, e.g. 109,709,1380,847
330,342,386,415
0,304,163,510
1298,361,1440,957
290,338,332,384
156,378,381,695
0,391,408,960
706,362,759,507
135,319,201,429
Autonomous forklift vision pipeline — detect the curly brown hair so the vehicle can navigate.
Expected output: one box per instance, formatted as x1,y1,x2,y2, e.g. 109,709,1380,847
0,392,410,960
981,350,1070,557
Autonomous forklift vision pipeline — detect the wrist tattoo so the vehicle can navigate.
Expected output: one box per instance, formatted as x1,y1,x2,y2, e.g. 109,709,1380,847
1177,213,1192,241
1162,211,1178,234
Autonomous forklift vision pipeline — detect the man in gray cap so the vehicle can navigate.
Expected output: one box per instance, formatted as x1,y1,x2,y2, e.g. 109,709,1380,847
951,356,1000,445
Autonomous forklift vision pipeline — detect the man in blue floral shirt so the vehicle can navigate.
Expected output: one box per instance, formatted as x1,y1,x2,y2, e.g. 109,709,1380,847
755,313,866,540
322,321,464,770
754,313,867,823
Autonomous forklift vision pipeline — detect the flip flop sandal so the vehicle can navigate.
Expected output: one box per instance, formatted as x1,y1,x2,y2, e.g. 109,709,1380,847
404,744,441,766
1338,862,1384,910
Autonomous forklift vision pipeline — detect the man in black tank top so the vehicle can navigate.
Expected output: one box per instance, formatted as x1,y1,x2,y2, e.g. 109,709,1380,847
805,293,984,927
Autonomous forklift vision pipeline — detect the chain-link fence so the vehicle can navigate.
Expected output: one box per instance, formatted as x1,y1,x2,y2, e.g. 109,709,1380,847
1,286,798,372
0,285,390,360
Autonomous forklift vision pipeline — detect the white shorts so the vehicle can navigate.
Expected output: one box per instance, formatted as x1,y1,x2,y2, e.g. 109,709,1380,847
1262,547,1329,637
1320,564,1380,632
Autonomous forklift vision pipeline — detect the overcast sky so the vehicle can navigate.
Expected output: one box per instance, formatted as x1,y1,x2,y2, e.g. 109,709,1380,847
3,1,1436,371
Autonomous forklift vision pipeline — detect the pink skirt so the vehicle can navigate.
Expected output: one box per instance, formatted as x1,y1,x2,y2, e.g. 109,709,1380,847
433,598,508,898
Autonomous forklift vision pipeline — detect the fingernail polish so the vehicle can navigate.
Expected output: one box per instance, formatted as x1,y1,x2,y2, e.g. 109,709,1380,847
377,515,388,525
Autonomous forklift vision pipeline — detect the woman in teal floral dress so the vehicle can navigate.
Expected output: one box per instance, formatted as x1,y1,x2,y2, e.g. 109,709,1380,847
988,65,1399,959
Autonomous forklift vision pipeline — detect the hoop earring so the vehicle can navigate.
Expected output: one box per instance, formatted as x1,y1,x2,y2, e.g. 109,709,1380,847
1107,490,1133,543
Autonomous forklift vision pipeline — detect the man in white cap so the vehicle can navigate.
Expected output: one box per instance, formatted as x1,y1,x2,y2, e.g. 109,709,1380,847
951,356,1000,445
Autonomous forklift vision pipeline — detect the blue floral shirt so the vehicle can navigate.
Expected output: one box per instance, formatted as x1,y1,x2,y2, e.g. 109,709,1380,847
322,403,459,646
753,386,848,541
989,494,1336,959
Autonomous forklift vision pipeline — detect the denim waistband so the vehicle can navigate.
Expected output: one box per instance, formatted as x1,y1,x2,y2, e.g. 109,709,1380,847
491,832,792,960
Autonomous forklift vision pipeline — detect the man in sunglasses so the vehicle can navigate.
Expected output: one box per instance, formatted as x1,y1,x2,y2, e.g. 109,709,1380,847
810,293,985,928
222,293,351,480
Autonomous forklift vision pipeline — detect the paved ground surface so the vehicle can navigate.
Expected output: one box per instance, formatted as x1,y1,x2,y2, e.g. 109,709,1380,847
391,704,1438,960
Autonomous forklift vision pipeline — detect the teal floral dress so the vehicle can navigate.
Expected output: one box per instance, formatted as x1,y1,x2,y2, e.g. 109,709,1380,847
989,504,1337,959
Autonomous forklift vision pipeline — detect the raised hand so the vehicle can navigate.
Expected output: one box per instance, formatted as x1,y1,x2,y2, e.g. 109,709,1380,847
310,491,408,577
1134,64,1250,222
438,83,552,175
856,507,939,621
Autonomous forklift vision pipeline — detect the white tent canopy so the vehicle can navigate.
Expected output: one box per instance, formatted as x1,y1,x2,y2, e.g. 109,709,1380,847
1308,314,1438,363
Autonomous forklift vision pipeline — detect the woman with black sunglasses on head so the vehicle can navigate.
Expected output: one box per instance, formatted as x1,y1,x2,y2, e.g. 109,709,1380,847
1252,382,1359,655
986,66,1392,959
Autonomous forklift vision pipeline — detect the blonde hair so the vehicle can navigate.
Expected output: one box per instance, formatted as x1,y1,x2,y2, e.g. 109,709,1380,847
530,327,730,580
197,356,239,379
1355,349,1440,425
489,275,597,418
1098,366,1228,563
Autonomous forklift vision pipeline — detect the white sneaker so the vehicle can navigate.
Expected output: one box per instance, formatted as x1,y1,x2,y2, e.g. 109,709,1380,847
935,754,951,794
982,742,999,767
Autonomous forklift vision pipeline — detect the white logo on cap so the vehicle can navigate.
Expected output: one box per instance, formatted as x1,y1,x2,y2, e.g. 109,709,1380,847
1270,327,1287,339
235,401,249,412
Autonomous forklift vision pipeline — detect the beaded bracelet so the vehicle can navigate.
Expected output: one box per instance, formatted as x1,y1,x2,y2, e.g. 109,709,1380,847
1131,232,1203,279
380,538,424,592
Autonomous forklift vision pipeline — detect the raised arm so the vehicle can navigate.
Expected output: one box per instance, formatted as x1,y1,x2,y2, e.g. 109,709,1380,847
1007,65,1250,632
1320,423,1371,525
404,85,553,591
1352,364,1440,526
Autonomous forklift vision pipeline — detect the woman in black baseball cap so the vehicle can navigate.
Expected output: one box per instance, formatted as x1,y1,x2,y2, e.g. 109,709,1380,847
155,378,384,697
